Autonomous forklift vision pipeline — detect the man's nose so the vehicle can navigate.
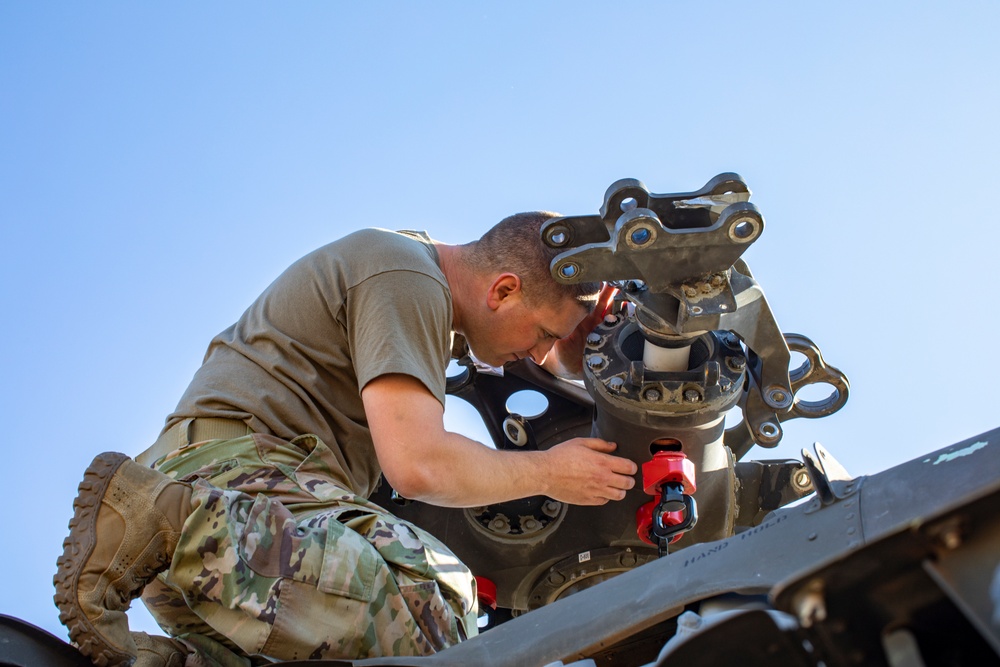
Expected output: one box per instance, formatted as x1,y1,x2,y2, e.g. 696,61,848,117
529,340,555,364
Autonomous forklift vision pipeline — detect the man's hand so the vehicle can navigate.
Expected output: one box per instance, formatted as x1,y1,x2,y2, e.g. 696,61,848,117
541,283,617,379
537,437,637,505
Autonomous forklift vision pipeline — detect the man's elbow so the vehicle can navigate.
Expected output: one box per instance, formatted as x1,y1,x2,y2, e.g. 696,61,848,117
382,461,437,502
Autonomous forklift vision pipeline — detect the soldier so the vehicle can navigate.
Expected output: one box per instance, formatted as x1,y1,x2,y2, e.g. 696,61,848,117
54,213,638,666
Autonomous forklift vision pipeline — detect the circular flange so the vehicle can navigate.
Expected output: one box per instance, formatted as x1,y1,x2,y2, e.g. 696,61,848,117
466,496,567,542
526,547,657,609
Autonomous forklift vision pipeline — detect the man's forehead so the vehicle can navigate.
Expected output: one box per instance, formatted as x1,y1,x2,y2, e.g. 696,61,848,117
543,299,588,337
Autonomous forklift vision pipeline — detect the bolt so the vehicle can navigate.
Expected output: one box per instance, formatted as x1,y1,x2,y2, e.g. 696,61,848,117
586,355,605,370
542,500,562,517
522,518,541,532
607,376,625,392
547,572,566,586
488,516,511,534
677,612,703,630
603,314,620,326
683,389,701,403
711,274,725,287
586,333,602,346
683,285,698,298
699,281,713,294
643,387,662,401
727,356,746,371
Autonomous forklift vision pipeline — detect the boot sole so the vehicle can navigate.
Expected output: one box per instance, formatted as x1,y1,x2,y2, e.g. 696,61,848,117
53,452,136,667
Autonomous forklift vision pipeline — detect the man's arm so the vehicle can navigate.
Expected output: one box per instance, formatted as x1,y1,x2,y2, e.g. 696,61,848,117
363,373,637,508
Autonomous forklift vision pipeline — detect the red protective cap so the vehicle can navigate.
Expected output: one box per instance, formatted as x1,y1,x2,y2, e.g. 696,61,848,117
641,451,696,496
475,576,498,609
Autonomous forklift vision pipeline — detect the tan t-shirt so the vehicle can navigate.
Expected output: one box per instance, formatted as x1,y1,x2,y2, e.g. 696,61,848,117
164,229,453,497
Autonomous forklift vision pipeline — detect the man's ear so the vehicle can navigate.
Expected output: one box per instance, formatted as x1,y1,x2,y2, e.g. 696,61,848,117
485,273,522,310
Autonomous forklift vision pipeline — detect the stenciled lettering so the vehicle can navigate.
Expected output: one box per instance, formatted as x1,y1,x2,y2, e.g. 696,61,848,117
739,513,789,541
682,541,729,568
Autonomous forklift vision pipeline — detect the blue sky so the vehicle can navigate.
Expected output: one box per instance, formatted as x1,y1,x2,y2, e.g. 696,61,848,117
2,2,998,639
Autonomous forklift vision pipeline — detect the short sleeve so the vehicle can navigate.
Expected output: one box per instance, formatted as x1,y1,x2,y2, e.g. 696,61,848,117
346,270,452,407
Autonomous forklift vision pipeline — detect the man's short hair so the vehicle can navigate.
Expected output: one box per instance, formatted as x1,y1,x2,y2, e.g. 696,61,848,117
465,211,602,310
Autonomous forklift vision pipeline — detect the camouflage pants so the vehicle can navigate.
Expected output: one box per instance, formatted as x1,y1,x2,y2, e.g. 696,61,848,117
140,433,478,663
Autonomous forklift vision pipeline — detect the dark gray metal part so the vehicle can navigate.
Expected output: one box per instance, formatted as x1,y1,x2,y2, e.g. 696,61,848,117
375,345,817,610
542,175,794,417
724,333,851,459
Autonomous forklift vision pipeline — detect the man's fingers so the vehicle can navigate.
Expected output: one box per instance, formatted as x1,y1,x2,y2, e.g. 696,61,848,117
609,456,638,476
597,283,617,315
576,437,618,452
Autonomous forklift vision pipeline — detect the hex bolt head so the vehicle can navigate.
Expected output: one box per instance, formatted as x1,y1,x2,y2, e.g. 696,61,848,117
522,518,540,532
586,355,606,370
603,314,620,326
488,516,511,533
542,500,562,517
727,356,746,371
643,387,662,401
683,389,702,403
586,333,602,346
608,376,625,392
711,274,725,287
683,285,698,298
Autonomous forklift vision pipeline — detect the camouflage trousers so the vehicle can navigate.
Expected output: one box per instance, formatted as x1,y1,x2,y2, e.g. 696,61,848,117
140,433,478,663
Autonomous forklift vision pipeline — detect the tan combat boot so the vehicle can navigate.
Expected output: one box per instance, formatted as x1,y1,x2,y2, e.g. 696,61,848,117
132,632,189,667
54,452,193,667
